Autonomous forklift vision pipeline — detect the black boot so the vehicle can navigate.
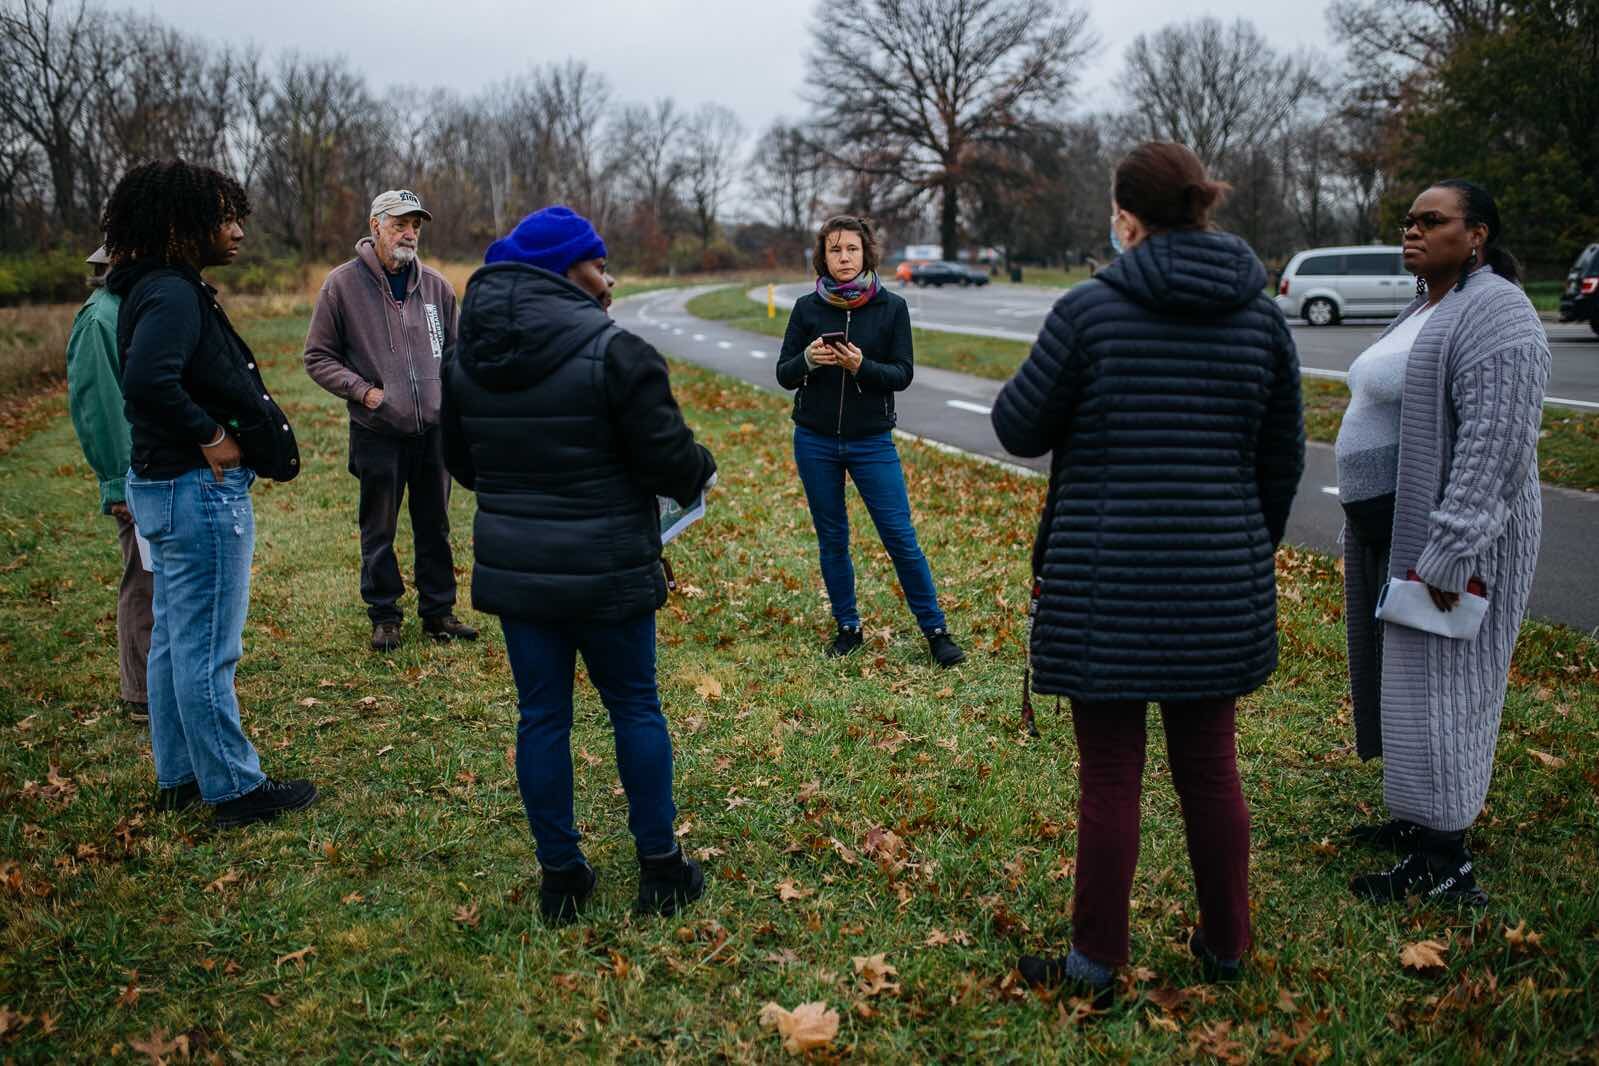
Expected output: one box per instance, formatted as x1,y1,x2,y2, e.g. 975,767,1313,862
423,614,479,642
826,625,863,658
636,846,705,916
1348,817,1423,854
1188,928,1242,983
539,862,597,926
925,628,966,668
212,777,319,829
1350,830,1489,906
1015,954,1116,1010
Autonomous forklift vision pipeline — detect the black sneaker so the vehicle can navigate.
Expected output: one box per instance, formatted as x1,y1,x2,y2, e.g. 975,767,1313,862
1188,928,1243,983
926,628,965,668
371,621,402,652
826,625,863,658
155,780,203,812
636,846,705,916
539,862,597,926
1349,818,1423,854
1015,955,1116,1010
1350,846,1489,907
423,614,478,642
213,777,319,829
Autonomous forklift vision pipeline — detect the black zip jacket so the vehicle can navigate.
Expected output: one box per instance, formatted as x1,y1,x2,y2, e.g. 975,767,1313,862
775,286,913,438
442,262,715,623
110,260,300,482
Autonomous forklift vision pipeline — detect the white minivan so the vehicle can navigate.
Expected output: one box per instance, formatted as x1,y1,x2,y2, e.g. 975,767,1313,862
1275,245,1414,326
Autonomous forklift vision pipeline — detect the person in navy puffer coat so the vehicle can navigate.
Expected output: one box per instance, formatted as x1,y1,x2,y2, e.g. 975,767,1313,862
992,142,1305,1004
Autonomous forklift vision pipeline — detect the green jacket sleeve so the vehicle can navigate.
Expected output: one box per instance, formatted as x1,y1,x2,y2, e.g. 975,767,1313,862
65,289,133,512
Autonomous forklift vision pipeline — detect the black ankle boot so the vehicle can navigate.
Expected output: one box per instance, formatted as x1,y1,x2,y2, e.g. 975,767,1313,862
539,862,597,925
826,626,863,658
1348,817,1423,854
1188,928,1242,983
1015,954,1116,1010
636,846,705,916
1350,830,1489,906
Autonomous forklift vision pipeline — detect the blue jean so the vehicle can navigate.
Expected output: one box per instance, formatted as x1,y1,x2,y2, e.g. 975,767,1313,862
792,425,947,632
501,612,677,870
125,467,266,803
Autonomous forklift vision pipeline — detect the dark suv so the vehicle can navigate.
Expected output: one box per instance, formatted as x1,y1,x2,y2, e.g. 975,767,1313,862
910,261,990,287
1559,243,1599,335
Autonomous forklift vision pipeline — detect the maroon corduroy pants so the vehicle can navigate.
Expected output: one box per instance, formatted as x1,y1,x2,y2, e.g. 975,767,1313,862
1068,697,1251,967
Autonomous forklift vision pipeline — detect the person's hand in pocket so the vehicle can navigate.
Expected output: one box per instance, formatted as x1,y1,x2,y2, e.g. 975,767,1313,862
363,386,385,410
201,429,243,481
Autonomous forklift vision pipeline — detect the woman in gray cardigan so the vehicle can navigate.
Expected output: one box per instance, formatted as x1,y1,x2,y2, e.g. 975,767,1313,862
1337,180,1550,905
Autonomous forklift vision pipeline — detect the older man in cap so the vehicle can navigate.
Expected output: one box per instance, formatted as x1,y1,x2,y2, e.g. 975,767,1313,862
304,189,476,651
66,244,153,720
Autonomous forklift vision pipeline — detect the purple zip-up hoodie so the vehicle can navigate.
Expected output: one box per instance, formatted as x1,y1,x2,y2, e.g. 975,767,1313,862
304,237,458,436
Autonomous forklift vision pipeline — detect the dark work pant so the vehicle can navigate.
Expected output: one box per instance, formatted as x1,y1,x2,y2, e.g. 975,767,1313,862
113,510,154,702
500,612,678,869
1069,697,1251,966
348,424,455,624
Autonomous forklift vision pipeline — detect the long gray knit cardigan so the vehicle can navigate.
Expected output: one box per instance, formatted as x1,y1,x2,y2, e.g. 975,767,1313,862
1343,267,1550,832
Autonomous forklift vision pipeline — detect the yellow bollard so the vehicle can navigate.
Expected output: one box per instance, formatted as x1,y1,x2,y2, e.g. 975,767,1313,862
767,283,776,319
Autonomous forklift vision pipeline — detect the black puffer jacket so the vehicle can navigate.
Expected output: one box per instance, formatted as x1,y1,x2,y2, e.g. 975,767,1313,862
442,262,715,624
992,230,1305,702
775,285,913,438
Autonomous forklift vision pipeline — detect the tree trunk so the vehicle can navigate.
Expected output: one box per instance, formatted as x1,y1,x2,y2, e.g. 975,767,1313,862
940,179,959,261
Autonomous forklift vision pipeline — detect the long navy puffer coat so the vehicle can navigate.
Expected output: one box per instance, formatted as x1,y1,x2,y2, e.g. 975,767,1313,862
992,229,1306,702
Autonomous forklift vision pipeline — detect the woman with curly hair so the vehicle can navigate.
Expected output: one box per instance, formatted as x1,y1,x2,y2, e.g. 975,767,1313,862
108,159,316,829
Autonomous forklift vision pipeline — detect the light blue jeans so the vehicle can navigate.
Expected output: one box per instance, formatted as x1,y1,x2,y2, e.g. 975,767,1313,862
126,466,265,802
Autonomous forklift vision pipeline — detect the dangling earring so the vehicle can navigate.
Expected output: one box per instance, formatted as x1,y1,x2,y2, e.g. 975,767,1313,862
1415,275,1427,298
1456,247,1478,292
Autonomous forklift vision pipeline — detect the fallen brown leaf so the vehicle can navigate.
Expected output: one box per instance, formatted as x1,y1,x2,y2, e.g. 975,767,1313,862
128,1027,188,1065
758,1000,840,1055
1399,938,1449,974
274,945,316,970
204,869,241,893
453,902,482,928
852,952,900,996
775,879,812,902
1503,920,1543,952
694,674,723,700
1527,749,1566,769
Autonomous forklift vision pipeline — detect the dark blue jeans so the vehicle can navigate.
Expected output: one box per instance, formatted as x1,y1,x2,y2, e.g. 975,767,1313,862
501,612,677,870
792,425,947,633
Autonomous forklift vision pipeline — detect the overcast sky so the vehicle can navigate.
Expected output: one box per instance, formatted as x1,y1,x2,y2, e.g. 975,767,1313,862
142,0,1338,136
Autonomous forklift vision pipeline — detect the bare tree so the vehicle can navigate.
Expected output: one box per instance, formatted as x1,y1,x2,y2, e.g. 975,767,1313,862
0,0,121,230
683,104,744,249
1329,0,1509,97
1120,18,1317,170
806,0,1096,260
748,120,825,241
615,98,687,242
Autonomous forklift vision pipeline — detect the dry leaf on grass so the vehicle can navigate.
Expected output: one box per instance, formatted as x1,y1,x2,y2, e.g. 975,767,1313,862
1399,939,1449,974
852,953,900,996
1503,920,1543,952
694,674,723,700
203,869,240,893
453,902,482,928
275,945,316,970
776,879,812,902
128,1027,188,1065
758,1000,840,1055
924,928,951,947
1527,749,1566,769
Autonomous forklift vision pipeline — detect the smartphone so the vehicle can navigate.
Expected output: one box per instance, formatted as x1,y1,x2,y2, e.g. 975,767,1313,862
818,331,847,348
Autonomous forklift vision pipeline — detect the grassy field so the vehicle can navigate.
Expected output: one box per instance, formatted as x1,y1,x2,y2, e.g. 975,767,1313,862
2,307,1598,1062
687,286,1599,494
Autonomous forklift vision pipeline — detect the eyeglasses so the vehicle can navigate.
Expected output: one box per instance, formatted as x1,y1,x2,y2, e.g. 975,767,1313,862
1400,212,1464,234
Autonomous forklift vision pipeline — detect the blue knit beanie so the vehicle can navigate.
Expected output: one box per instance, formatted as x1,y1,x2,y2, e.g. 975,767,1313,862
484,205,607,276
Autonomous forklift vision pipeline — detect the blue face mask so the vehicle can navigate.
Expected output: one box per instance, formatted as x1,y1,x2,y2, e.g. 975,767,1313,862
1109,216,1124,255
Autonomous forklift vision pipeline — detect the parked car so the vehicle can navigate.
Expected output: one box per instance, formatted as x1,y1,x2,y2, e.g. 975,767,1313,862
910,260,990,287
1274,245,1413,326
1558,243,1599,335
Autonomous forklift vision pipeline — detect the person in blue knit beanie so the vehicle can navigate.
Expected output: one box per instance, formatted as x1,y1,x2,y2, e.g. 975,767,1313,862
445,204,717,923
484,206,613,310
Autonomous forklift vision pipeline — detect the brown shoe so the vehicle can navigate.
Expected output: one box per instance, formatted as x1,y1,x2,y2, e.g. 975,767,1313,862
423,614,478,642
371,620,402,652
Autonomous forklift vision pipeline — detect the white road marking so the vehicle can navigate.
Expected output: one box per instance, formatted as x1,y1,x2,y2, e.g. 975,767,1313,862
1321,486,1340,496
673,328,684,335
946,400,992,415
717,341,732,349
692,333,706,342
750,349,769,359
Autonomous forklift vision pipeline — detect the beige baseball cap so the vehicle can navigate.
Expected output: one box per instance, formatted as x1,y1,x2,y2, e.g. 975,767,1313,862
369,189,432,222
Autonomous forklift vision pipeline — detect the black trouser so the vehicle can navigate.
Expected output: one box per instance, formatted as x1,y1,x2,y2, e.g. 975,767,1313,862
349,423,455,624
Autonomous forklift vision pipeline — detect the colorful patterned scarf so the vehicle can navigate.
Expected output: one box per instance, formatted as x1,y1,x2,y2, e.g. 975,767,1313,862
816,270,880,310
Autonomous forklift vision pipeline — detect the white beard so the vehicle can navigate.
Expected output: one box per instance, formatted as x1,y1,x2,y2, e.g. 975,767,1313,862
388,245,417,267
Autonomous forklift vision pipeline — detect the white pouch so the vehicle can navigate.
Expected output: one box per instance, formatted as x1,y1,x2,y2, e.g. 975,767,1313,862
1375,576,1488,640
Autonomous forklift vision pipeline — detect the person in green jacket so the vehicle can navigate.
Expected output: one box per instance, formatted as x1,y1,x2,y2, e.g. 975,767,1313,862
66,245,152,722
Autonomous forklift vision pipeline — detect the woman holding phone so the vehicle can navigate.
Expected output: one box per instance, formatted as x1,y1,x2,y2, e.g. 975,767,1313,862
775,216,964,667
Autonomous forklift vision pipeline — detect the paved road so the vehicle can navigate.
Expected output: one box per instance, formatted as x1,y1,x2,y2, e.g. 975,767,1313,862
622,286,1599,634
764,282,1599,410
